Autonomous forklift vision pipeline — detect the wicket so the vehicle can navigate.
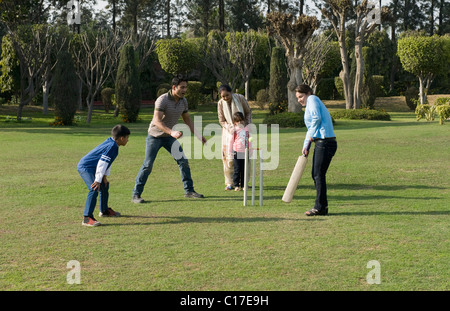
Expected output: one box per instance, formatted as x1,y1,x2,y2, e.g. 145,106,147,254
244,148,263,206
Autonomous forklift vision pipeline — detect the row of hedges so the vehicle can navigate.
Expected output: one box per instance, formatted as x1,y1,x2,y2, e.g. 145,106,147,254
330,108,391,121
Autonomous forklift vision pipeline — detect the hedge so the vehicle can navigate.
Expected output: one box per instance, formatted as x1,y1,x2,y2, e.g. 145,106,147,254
330,109,391,121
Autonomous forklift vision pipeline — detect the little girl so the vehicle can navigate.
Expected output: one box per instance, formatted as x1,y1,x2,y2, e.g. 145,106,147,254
227,112,251,191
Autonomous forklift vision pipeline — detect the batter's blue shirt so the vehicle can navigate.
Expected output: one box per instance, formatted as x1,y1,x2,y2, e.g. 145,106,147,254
303,95,335,149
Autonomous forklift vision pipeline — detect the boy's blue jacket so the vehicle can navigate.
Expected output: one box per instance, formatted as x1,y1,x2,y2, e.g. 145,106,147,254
77,137,119,183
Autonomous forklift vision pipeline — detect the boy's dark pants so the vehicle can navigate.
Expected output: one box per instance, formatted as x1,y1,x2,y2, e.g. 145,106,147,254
78,170,109,217
311,138,337,211
233,152,245,188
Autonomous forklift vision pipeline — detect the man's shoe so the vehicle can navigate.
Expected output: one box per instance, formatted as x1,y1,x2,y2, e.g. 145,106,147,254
99,208,121,217
82,216,101,227
132,195,144,203
185,191,204,198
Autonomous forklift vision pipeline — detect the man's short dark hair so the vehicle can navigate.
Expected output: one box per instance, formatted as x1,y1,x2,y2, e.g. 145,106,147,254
172,75,188,87
112,124,130,139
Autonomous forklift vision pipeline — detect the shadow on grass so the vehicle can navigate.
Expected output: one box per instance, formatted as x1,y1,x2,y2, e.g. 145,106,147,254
329,210,449,216
102,214,321,226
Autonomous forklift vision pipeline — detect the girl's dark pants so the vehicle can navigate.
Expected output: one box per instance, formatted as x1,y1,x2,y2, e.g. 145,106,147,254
233,152,246,188
312,138,337,211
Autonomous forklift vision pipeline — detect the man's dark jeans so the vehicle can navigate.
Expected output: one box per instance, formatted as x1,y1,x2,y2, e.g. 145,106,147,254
133,135,194,196
312,138,337,211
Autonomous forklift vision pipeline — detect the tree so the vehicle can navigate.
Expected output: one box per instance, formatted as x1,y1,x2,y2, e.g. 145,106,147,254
353,0,379,109
301,33,334,93
227,0,264,32
397,34,448,105
204,30,260,96
185,0,218,37
266,12,319,112
269,46,288,106
71,30,129,123
115,44,141,123
50,50,78,125
321,0,353,109
5,24,57,120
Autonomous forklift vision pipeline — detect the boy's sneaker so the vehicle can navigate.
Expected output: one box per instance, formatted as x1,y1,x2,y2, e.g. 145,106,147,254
82,216,101,227
184,191,204,198
132,195,144,203
99,208,121,217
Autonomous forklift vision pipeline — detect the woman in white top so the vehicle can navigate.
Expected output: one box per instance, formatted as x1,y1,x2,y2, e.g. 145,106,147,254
217,85,252,190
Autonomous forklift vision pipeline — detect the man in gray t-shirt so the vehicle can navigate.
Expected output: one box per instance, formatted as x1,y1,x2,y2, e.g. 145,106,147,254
132,76,207,203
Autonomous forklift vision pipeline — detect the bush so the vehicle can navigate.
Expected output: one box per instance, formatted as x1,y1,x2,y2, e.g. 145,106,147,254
416,98,450,124
269,46,287,105
256,89,269,110
249,79,266,100
157,88,169,98
361,75,384,109
334,77,345,99
316,78,337,100
268,101,288,115
404,86,419,110
116,45,141,123
263,111,305,128
185,81,208,110
331,108,391,121
101,88,114,113
50,50,78,126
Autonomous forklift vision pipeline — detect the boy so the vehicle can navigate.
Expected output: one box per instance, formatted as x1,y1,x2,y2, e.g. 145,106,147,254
77,125,130,226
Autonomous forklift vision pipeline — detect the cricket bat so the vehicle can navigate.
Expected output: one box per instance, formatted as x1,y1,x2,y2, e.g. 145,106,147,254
282,141,311,203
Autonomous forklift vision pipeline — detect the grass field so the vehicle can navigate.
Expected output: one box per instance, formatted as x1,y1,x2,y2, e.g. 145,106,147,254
0,96,449,291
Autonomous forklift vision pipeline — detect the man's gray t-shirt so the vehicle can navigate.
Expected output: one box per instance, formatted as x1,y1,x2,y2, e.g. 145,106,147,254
148,91,189,137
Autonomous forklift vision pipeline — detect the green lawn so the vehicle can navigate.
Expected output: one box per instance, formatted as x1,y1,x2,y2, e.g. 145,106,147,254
0,101,448,291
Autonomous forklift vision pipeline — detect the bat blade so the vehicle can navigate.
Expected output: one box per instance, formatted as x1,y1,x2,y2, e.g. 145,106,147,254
282,155,308,203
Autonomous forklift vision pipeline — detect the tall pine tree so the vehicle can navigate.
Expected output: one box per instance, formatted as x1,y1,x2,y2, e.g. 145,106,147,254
50,50,78,125
115,44,141,123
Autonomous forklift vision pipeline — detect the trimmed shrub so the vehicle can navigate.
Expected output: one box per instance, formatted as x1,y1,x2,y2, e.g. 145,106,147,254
331,109,391,121
101,88,114,113
404,86,419,110
250,79,266,100
334,77,345,99
361,75,384,109
185,81,207,110
50,50,78,125
316,78,336,100
263,111,305,128
256,88,269,110
269,46,287,106
116,44,141,123
157,88,169,98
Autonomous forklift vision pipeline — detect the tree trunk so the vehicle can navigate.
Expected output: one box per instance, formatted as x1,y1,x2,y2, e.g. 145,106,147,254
353,41,364,109
418,76,426,106
287,58,302,113
337,32,353,109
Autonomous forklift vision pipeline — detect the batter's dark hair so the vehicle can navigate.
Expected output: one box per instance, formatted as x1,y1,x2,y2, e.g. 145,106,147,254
295,84,313,95
112,124,130,139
